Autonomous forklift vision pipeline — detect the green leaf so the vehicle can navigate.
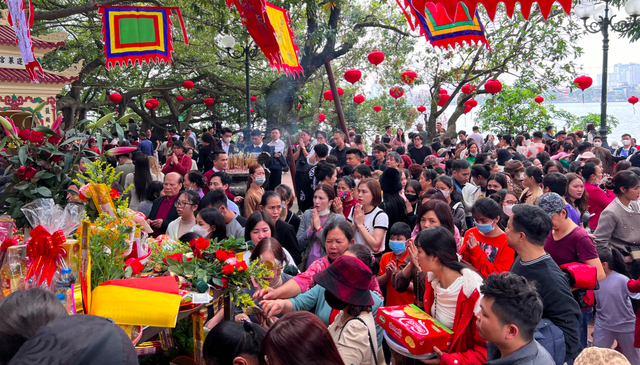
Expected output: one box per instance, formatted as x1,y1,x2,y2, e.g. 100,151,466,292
37,187,52,197
33,126,60,136
14,181,29,190
210,276,223,287
0,136,7,151
32,101,46,116
115,123,124,143
117,113,136,123
99,89,106,103
18,145,28,165
96,112,116,129
167,265,184,275
60,136,87,146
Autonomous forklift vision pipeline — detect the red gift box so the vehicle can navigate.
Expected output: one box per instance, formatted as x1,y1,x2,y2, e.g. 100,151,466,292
376,304,453,355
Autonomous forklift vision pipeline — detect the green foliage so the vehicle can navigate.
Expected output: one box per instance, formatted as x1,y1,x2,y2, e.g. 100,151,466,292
476,84,575,135
89,214,134,290
564,112,620,135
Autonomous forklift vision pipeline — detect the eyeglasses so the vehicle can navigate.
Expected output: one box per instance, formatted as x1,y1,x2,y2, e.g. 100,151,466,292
174,200,195,208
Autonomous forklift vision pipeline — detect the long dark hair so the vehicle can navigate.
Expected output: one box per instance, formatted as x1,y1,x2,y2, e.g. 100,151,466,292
434,175,464,206
197,208,226,242
597,246,631,278
314,184,338,213
245,211,276,241
565,173,589,215
606,170,639,196
260,312,345,365
204,321,266,365
417,226,475,273
133,154,152,201
380,191,407,238
396,128,405,143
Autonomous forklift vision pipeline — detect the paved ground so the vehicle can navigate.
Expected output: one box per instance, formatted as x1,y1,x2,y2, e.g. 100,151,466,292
281,170,299,213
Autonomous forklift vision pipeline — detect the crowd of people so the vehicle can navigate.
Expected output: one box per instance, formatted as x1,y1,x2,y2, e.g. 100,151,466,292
3,120,640,365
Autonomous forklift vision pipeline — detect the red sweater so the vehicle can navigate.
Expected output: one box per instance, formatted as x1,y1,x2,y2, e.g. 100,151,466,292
627,278,640,348
584,182,614,230
460,228,515,278
162,154,191,176
423,269,487,365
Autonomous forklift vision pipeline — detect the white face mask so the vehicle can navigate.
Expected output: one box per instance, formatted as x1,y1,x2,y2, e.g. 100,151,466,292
623,140,631,146
354,179,361,187
254,176,266,185
439,189,450,198
503,204,514,217
593,142,602,148
223,137,231,143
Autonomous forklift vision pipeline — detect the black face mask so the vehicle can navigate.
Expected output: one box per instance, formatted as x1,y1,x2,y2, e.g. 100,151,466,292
486,189,498,196
405,193,417,202
324,290,348,310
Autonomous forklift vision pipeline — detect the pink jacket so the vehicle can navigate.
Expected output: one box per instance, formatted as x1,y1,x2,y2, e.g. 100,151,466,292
585,182,614,230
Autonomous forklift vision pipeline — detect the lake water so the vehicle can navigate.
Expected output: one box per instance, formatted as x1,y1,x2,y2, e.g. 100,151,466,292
451,101,638,143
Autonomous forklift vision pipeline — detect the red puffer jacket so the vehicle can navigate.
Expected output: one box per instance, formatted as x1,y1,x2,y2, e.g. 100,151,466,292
627,278,640,348
423,269,487,365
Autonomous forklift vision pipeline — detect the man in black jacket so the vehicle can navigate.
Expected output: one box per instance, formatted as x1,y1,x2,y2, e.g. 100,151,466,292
147,172,182,237
507,204,581,364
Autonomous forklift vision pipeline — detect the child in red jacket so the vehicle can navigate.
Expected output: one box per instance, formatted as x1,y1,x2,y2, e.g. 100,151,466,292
460,198,515,278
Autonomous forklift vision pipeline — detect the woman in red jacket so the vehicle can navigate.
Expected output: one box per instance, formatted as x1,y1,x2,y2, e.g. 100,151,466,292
582,162,614,230
162,140,192,176
405,226,486,365
460,198,514,278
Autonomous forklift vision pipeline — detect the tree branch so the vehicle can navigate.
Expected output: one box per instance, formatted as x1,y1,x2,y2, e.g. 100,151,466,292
354,21,414,37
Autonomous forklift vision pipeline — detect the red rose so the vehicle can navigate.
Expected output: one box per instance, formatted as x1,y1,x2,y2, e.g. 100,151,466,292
235,261,248,272
51,155,62,163
215,250,229,262
124,258,144,275
163,252,184,264
17,166,36,181
18,129,31,141
110,187,120,199
195,238,210,251
28,131,44,144
222,264,234,275
221,278,229,288
47,135,62,144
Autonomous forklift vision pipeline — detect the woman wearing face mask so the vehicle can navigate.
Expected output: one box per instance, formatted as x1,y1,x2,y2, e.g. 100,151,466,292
434,175,467,233
195,208,227,242
166,190,201,240
298,184,346,270
485,173,509,197
244,164,266,219
460,198,514,277
504,160,525,198
260,243,384,348
184,170,205,198
583,162,614,230
462,164,491,230
398,227,487,365
348,179,388,255
235,238,293,324
260,191,300,265
595,171,640,255
489,189,518,231
465,142,479,165
275,184,300,233
565,173,589,221
336,177,357,219
404,180,422,220
519,166,543,205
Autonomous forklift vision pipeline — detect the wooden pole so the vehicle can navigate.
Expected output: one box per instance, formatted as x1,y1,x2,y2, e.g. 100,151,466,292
223,295,235,321
324,58,350,138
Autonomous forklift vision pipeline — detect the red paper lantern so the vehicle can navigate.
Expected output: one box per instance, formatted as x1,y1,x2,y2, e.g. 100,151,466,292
318,113,326,122
183,80,194,89
534,96,544,104
629,96,639,114
389,87,404,99
417,105,427,113
461,85,475,95
250,96,257,102
204,98,214,106
353,94,365,104
109,92,122,103
439,88,448,95
176,95,184,102
466,99,478,108
367,51,385,66
323,90,333,101
464,105,473,114
574,75,593,91
337,88,344,97
401,71,418,85
485,79,502,95
344,69,362,84
145,102,153,109
437,93,450,107
250,108,254,113
373,105,382,112
145,99,159,109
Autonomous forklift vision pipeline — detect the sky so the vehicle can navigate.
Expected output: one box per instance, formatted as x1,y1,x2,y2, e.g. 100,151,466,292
575,10,638,77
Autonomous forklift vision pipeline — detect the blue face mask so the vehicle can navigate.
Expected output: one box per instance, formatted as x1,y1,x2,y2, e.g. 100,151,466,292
475,220,495,234
389,241,406,256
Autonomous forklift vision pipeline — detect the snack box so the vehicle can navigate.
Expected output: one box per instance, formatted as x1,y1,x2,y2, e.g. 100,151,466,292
376,304,453,355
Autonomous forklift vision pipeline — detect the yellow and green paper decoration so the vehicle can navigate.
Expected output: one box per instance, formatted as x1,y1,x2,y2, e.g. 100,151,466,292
98,5,189,70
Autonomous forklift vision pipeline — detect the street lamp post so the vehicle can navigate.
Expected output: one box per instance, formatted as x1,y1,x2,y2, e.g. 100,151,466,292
220,35,260,143
575,0,640,148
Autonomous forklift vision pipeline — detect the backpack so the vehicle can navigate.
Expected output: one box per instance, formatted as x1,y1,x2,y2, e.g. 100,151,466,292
535,318,566,365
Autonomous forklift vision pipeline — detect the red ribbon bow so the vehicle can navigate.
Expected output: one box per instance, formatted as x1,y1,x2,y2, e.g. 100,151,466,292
26,225,67,286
